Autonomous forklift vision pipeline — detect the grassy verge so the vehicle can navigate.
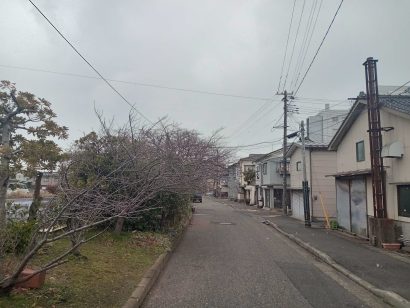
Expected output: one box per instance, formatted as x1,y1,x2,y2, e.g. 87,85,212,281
0,231,171,307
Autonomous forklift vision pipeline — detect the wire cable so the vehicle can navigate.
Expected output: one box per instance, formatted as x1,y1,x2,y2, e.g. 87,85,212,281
27,0,152,123
277,0,297,93
389,81,410,95
294,0,344,95
290,0,318,91
282,0,306,92
292,0,323,91
0,63,279,102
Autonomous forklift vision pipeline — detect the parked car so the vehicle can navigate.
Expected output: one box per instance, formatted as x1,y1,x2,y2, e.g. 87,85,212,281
192,193,202,203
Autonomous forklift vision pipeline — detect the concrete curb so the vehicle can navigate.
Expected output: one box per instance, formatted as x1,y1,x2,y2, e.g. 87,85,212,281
267,220,410,308
122,215,192,308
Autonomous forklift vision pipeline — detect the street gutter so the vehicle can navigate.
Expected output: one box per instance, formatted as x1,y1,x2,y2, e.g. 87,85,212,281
266,219,410,308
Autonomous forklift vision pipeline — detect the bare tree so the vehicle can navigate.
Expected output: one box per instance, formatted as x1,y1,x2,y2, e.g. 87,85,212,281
0,115,230,294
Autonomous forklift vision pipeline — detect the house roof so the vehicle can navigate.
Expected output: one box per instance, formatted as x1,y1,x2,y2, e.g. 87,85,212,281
326,169,372,178
328,94,410,150
380,95,410,115
285,141,329,158
238,154,265,163
253,148,284,163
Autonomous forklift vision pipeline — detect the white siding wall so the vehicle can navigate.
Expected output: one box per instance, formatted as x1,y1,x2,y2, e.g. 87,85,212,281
336,107,410,226
311,151,337,218
289,147,310,189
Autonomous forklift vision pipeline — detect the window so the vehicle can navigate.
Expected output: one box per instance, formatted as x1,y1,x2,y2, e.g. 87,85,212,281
276,162,290,173
398,185,410,217
263,163,267,175
296,161,302,171
244,165,254,172
356,141,365,162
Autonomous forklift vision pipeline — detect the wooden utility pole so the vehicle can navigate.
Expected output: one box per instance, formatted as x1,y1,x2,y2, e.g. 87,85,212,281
281,91,290,214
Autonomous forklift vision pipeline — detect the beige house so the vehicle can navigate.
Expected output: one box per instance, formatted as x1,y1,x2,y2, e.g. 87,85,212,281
329,94,410,239
254,149,288,209
287,143,337,222
237,154,264,204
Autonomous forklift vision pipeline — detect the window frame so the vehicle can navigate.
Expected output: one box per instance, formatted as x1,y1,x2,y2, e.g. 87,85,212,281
296,161,302,171
263,163,267,175
356,140,365,162
398,185,410,218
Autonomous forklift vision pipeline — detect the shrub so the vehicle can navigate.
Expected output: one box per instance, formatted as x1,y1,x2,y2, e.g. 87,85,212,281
123,192,191,232
2,221,37,254
330,220,339,230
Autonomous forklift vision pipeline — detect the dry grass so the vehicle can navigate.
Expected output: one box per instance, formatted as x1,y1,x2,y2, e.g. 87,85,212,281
0,231,170,307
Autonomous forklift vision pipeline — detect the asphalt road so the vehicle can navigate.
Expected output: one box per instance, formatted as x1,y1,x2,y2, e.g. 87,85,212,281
143,198,385,308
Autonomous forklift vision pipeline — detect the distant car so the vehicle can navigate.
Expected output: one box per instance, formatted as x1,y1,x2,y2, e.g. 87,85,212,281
192,193,202,203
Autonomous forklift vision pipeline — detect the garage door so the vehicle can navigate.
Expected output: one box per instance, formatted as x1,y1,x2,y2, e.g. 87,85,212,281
336,177,368,237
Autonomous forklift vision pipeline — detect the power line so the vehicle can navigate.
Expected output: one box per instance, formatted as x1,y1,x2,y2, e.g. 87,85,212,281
292,0,324,91
277,0,297,93
294,0,344,95
27,0,152,123
0,63,352,105
0,64,280,103
290,0,318,90
389,80,410,95
294,96,349,103
282,0,307,92
228,100,282,138
223,138,284,149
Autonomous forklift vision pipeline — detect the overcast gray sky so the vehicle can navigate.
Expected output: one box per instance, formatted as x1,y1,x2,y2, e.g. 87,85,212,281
1,0,410,158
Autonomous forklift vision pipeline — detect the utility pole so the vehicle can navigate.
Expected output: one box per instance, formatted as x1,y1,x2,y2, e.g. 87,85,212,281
300,121,311,227
281,91,290,215
363,57,386,219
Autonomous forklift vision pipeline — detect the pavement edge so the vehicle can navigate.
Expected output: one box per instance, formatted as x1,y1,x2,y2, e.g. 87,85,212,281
122,214,193,308
267,220,410,308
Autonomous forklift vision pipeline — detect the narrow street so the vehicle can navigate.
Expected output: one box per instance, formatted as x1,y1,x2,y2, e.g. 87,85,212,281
143,198,385,308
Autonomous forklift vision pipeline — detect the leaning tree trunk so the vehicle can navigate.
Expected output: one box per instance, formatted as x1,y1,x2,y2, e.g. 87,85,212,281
0,122,11,230
0,173,9,230
29,171,43,221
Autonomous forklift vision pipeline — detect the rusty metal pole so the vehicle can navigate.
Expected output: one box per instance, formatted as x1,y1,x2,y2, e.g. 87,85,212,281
363,57,386,218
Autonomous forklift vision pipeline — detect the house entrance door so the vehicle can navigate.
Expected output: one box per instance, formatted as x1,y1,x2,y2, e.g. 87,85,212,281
291,191,304,220
265,189,270,208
